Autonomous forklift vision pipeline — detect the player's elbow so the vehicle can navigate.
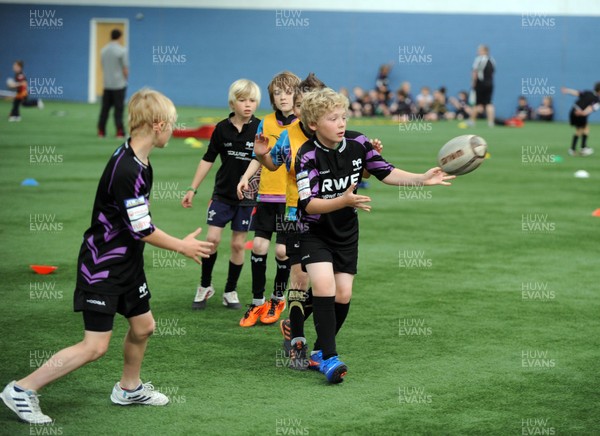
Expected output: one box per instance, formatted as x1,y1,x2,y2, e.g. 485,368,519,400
304,201,317,215
266,162,279,172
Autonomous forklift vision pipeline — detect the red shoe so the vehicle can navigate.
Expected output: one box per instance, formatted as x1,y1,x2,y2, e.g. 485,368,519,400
239,302,268,327
260,298,285,324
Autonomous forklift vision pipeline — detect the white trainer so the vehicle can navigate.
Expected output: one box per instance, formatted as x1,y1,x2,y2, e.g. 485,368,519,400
580,147,594,157
110,381,169,406
1,381,53,424
223,291,242,309
192,284,215,310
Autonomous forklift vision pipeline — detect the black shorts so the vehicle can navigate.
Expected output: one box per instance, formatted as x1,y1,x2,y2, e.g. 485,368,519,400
73,279,151,332
206,199,253,232
569,108,588,128
475,84,493,106
251,202,287,244
299,233,358,275
286,232,302,265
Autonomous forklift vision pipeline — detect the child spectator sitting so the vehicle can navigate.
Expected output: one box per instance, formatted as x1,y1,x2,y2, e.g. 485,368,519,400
415,86,433,118
374,89,391,116
390,90,413,122
448,91,472,120
426,88,453,121
350,86,373,117
515,96,533,120
536,96,554,121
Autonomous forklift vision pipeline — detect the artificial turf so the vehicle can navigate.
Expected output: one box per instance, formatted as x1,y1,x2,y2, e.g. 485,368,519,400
0,100,598,435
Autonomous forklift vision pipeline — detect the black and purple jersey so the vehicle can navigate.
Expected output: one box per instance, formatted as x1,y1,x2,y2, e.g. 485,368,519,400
573,91,600,113
203,113,260,206
75,141,155,295
295,131,394,246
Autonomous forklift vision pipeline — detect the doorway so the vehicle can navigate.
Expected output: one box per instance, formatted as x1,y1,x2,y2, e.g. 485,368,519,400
88,19,128,103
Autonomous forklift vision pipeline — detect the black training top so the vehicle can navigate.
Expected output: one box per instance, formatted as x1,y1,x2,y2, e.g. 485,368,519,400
76,140,154,295
573,91,600,113
202,113,260,206
295,131,394,246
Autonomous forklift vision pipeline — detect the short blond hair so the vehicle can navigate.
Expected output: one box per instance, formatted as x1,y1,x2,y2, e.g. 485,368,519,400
128,88,177,135
228,79,261,108
300,88,349,129
268,71,301,110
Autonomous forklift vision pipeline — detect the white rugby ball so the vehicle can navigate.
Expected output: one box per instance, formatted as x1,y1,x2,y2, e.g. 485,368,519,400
437,135,487,175
6,78,17,88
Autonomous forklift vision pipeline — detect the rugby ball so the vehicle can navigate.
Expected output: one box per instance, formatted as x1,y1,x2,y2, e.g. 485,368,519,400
6,78,17,88
437,135,487,175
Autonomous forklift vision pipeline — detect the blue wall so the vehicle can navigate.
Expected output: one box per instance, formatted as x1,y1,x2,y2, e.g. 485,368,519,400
1,3,598,121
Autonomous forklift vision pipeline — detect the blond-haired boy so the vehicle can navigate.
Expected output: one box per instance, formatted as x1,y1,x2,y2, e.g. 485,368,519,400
182,79,261,309
1,89,213,424
295,88,453,383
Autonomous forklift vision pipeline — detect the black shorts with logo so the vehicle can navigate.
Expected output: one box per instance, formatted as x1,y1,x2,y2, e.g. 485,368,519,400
299,233,358,275
286,232,302,265
73,277,151,332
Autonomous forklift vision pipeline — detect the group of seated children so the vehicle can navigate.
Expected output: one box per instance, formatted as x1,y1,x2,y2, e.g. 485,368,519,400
344,64,555,123
514,95,554,121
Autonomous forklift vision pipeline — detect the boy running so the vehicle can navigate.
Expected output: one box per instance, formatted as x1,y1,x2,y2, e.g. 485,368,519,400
182,79,261,310
237,71,301,327
7,60,43,122
295,88,453,383
561,82,600,156
1,89,213,424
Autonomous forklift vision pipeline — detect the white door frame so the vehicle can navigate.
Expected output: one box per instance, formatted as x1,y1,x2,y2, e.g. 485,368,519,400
88,18,129,103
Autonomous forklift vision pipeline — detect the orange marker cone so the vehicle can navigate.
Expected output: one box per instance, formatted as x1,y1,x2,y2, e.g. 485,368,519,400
592,209,600,217
244,240,254,250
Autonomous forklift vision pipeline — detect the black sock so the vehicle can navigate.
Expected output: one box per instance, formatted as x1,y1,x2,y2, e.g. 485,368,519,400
571,135,579,150
335,301,351,334
251,252,267,300
224,261,243,293
304,287,313,320
274,258,290,299
312,296,336,360
288,290,305,340
582,135,588,148
313,299,348,351
200,252,217,287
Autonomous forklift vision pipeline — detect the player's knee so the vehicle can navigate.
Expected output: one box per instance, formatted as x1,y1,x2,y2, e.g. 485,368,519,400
230,239,245,254
139,319,156,338
290,272,309,291
275,245,287,260
130,318,155,341
206,237,220,252
252,238,269,254
335,289,352,304
83,340,109,362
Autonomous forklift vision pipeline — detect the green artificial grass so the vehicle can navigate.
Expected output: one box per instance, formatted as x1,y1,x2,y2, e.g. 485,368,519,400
0,100,598,435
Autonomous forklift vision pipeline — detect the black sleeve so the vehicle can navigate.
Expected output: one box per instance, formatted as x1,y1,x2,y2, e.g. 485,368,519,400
202,123,222,163
111,164,155,240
